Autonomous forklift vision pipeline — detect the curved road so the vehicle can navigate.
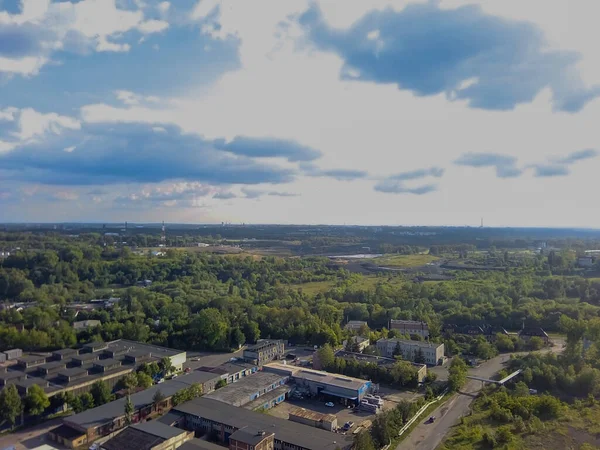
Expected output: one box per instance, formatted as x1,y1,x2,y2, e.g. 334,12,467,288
396,354,511,450
397,342,564,450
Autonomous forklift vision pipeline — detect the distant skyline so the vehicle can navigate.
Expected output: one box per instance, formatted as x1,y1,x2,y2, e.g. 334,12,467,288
1,1,600,227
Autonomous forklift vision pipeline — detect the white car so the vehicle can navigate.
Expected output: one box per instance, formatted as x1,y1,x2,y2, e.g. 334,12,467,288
325,402,335,407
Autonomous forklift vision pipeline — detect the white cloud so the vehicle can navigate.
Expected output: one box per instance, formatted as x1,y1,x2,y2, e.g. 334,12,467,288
0,56,48,76
138,19,169,34
18,108,81,141
157,2,170,14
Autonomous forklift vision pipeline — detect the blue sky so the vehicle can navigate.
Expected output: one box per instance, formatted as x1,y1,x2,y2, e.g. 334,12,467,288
1,0,600,226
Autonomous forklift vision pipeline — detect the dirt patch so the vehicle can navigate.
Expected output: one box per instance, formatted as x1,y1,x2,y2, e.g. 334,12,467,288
523,425,600,450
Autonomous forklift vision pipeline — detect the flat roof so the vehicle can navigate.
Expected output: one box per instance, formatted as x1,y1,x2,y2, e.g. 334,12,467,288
288,407,336,423
50,424,85,440
205,372,285,405
132,421,187,440
173,398,353,450
101,427,164,450
72,353,99,362
52,348,79,356
377,338,444,350
179,439,225,450
16,377,48,388
264,363,368,391
58,368,88,378
106,339,185,358
0,370,25,380
93,359,121,367
39,361,67,370
246,340,282,352
17,355,47,363
230,427,274,446
65,371,214,430
244,385,290,411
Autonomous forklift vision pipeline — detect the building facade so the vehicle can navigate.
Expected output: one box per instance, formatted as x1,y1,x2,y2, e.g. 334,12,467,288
242,340,285,366
376,339,444,365
389,320,430,339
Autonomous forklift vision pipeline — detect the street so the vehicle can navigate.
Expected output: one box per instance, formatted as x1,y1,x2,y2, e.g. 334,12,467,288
396,355,509,450
397,342,564,450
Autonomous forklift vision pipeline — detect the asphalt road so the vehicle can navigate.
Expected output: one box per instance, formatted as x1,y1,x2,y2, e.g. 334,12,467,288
396,355,510,450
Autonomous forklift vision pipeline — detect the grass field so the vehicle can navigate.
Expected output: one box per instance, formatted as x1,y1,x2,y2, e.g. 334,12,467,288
374,254,440,268
288,274,404,295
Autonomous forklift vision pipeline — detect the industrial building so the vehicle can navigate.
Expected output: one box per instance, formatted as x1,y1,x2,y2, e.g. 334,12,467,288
205,371,288,407
288,407,337,431
100,421,194,450
376,338,444,365
49,370,220,448
389,319,430,338
264,363,371,406
242,340,285,366
169,397,353,450
334,351,428,383
197,361,257,384
341,336,370,353
0,339,187,401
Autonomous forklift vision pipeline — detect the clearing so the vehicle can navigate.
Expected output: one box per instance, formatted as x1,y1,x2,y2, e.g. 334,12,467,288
373,254,439,268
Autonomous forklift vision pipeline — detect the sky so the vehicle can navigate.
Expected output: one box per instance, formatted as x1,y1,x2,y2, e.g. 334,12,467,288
1,0,599,227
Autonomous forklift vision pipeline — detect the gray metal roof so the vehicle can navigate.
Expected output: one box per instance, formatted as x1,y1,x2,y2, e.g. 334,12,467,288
172,398,353,450
179,439,225,450
132,421,187,440
65,371,216,430
205,372,285,406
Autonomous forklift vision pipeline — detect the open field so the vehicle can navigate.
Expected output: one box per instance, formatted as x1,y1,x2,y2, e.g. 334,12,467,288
288,274,404,295
374,254,440,268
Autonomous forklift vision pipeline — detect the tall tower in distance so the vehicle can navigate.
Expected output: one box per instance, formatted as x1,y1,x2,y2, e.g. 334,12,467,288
161,221,166,245
480,217,484,228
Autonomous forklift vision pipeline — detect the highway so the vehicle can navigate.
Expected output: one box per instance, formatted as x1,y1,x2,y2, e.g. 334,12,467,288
396,354,511,450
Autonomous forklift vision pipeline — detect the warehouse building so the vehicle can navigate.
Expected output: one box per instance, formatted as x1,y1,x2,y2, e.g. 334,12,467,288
288,407,337,431
242,340,285,366
197,361,257,385
264,363,371,406
243,385,289,412
100,421,194,450
170,397,353,450
376,338,445,366
205,371,288,407
49,371,219,448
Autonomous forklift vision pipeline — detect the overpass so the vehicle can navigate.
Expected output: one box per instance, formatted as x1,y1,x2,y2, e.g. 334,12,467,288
467,369,522,386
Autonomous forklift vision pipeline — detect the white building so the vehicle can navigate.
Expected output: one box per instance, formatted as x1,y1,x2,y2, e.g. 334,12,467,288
342,336,370,353
389,319,430,339
376,338,444,366
578,256,595,268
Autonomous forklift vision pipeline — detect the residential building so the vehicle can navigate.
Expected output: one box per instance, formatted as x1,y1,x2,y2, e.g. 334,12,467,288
442,324,509,341
376,339,444,365
170,397,353,450
288,407,337,431
242,340,285,366
229,427,274,450
519,327,549,344
264,363,371,406
389,319,430,339
100,422,194,450
344,320,368,331
342,336,370,353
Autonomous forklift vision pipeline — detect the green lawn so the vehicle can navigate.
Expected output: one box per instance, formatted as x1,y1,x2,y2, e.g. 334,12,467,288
289,280,337,295
374,254,440,268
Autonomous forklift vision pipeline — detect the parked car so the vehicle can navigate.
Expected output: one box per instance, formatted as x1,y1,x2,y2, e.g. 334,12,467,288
325,402,335,407
343,421,354,431
426,416,435,424
184,367,191,373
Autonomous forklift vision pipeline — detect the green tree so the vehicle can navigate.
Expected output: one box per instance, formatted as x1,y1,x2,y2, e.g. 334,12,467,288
354,431,376,450
159,357,174,376
0,385,23,428
215,379,227,389
414,348,426,364
24,384,50,416
90,381,113,406
124,395,134,425
528,336,545,350
152,389,165,412
80,392,94,411
316,344,335,370
136,372,153,389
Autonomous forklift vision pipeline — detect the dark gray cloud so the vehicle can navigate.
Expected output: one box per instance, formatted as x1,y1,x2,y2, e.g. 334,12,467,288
213,191,238,200
0,123,295,186
299,3,600,112
374,167,443,195
454,153,522,178
214,136,321,162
